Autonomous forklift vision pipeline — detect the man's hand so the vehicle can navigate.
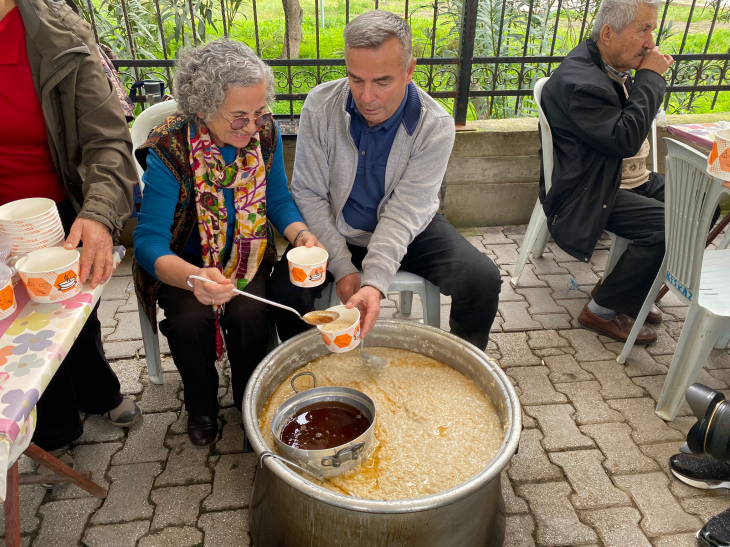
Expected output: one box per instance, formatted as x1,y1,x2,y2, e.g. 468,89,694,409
189,267,235,306
296,231,326,251
347,286,382,338
336,272,361,306
638,47,674,75
64,218,113,288
723,181,730,191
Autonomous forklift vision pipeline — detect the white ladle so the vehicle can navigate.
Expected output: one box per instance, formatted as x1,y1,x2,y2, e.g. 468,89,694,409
186,275,340,326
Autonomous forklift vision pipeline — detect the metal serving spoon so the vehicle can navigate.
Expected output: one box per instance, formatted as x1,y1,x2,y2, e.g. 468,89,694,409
186,275,340,326
360,332,388,367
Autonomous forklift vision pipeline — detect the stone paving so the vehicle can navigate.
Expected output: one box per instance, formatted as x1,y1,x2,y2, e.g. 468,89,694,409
3,225,730,547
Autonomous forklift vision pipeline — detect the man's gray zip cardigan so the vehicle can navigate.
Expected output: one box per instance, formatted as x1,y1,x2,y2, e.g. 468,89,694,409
291,78,456,296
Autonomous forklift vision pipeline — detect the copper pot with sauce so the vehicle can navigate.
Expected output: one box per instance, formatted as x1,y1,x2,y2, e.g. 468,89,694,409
270,372,376,479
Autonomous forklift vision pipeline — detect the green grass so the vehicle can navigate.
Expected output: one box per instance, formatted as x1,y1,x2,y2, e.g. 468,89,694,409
85,0,730,118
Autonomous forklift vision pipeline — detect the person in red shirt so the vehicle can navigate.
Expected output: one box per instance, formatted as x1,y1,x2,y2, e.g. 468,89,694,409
0,0,141,473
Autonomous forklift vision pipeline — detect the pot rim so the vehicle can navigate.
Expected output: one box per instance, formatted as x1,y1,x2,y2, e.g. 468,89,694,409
243,320,522,514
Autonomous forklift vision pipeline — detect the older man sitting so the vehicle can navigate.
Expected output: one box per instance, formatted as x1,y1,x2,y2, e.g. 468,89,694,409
539,0,674,343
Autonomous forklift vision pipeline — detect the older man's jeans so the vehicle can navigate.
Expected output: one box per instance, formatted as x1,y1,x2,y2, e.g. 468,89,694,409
593,173,666,318
268,214,502,351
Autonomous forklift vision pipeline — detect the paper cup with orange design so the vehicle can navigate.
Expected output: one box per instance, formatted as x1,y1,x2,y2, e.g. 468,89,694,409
707,129,730,181
287,246,328,287
16,247,81,303
316,304,361,353
0,278,16,320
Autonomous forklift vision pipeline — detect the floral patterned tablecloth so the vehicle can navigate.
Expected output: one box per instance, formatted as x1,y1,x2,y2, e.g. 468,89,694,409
0,247,125,500
666,122,730,150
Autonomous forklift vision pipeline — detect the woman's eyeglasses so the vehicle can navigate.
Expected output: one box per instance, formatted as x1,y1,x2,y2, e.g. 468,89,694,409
220,105,272,130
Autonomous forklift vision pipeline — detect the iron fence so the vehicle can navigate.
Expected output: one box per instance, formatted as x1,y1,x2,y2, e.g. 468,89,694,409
78,0,730,124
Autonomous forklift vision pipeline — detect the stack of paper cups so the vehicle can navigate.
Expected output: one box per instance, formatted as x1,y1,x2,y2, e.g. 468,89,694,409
0,198,64,257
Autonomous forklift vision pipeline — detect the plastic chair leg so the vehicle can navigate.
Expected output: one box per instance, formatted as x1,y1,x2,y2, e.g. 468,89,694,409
424,279,441,329
400,291,413,315
617,259,666,364
715,328,730,350
531,222,550,259
138,300,163,385
512,202,547,287
656,311,730,421
719,228,730,250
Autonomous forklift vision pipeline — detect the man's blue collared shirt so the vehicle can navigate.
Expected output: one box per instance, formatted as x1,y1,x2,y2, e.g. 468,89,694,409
342,85,410,232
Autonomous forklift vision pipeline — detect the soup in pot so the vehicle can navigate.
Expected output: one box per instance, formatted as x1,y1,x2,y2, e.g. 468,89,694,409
259,347,504,500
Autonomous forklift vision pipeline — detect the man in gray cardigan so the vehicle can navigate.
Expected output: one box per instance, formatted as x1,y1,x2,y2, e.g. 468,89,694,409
270,10,501,350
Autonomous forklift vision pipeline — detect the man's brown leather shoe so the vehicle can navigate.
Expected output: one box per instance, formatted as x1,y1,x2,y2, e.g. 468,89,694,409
590,281,662,324
578,304,657,344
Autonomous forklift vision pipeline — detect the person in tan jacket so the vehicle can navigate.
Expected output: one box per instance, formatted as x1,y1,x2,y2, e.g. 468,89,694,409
0,0,141,470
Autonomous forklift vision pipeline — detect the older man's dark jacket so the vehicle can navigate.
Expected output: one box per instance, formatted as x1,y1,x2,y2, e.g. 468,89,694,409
538,39,666,262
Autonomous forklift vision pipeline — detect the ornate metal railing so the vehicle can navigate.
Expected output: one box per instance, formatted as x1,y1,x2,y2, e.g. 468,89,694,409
82,0,730,124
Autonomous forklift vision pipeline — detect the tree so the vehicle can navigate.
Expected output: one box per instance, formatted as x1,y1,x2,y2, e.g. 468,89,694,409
280,0,303,59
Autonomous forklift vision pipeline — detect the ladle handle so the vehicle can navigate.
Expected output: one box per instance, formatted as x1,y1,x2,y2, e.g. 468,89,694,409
259,451,323,481
186,275,304,319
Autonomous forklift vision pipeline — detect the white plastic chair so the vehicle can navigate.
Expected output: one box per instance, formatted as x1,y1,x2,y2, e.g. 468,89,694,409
720,226,730,250
131,100,179,385
617,138,730,420
130,100,180,190
315,271,441,328
511,76,650,288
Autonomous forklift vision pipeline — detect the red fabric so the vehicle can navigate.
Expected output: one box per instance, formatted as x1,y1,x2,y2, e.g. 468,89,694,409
0,7,67,206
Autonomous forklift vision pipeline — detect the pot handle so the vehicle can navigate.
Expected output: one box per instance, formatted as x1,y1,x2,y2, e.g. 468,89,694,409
291,372,317,393
321,442,366,468
259,450,323,481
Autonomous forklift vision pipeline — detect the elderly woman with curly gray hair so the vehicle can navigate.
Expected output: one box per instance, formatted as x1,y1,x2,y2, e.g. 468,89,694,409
133,39,322,447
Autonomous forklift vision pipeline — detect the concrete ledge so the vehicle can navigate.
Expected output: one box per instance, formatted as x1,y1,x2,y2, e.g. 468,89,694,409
439,113,729,227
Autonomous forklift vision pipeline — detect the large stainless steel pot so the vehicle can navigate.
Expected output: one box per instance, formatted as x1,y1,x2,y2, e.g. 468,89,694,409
243,320,521,547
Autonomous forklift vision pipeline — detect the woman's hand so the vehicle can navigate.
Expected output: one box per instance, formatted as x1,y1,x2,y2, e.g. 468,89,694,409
284,222,326,251
189,267,236,306
296,230,325,250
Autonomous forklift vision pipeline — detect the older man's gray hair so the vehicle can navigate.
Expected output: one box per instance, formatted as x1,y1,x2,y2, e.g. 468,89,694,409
174,38,275,126
591,0,660,41
344,10,413,68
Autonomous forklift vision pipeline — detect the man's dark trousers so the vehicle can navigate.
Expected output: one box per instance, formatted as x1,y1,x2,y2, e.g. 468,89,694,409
268,214,502,350
593,172,665,318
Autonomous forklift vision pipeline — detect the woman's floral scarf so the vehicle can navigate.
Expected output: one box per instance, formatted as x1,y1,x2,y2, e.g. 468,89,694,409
188,123,269,358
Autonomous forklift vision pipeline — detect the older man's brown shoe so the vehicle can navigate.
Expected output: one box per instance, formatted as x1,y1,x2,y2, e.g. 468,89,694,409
590,281,662,323
578,304,657,344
